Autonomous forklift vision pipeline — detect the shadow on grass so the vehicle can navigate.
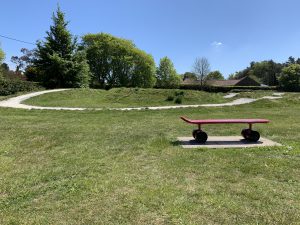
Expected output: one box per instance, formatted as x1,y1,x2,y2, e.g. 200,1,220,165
170,140,181,146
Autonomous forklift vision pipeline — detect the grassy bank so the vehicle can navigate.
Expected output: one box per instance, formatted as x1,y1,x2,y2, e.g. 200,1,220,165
0,92,299,224
24,88,228,108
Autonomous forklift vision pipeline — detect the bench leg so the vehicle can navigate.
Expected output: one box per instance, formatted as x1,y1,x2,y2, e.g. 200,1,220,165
241,128,260,142
193,126,208,143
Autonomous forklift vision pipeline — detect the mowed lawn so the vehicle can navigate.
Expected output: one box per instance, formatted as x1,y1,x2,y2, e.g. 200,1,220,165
24,88,228,108
0,91,300,224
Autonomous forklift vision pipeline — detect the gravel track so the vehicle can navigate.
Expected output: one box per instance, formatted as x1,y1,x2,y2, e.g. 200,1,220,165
0,89,282,111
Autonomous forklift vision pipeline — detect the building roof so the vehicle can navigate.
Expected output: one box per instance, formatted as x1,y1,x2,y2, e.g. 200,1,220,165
182,76,261,87
206,79,240,86
182,78,200,84
206,76,260,87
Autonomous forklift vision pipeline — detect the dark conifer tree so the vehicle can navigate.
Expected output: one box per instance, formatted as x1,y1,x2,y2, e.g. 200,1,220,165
34,6,90,88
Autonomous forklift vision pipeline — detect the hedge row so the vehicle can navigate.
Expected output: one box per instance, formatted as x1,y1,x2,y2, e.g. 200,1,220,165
179,84,278,92
0,79,42,96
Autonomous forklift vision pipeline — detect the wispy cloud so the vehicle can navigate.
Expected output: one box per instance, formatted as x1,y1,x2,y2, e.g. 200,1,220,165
211,41,223,47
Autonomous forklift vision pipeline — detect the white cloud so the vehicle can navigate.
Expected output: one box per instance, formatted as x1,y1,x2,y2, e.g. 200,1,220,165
211,41,223,47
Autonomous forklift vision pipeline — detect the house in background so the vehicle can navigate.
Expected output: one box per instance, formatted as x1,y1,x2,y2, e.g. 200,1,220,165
206,76,261,87
183,76,261,87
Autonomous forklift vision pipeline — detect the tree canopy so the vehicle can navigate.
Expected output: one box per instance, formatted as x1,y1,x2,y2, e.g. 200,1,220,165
156,57,181,88
279,64,300,91
234,60,283,85
34,6,90,88
0,46,4,63
206,70,224,80
82,33,156,88
11,48,34,73
182,72,197,81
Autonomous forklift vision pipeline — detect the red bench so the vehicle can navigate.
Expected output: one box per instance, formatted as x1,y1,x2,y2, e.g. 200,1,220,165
180,116,270,143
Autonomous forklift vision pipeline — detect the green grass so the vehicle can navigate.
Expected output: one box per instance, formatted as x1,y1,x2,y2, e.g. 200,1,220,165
24,88,227,108
234,90,280,99
1,91,300,224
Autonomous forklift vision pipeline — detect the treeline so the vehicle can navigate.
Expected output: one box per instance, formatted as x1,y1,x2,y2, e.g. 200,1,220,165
229,57,300,91
1,7,299,91
1,7,181,90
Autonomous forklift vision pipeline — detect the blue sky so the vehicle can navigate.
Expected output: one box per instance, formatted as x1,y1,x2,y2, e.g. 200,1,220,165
1,0,300,77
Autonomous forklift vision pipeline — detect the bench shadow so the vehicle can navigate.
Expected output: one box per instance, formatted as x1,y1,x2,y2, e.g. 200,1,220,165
178,139,263,147
171,140,182,146
171,139,264,148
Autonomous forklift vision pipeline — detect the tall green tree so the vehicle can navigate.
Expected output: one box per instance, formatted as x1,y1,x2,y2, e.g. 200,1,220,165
156,57,181,88
206,70,224,80
279,64,300,91
34,6,90,88
82,33,156,88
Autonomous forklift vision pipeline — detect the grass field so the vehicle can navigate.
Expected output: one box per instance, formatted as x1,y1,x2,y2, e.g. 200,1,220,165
24,88,228,108
1,90,300,224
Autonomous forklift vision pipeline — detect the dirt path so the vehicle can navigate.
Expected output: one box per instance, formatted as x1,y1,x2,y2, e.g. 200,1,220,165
0,89,282,111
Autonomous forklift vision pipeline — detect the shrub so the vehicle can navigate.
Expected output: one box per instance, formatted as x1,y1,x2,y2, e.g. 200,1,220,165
174,96,183,104
175,91,184,96
25,66,41,82
166,95,174,101
0,79,42,96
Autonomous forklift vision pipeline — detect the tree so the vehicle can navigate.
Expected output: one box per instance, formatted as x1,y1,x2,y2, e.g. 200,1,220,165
0,47,4,63
286,56,296,65
82,33,156,88
156,57,181,88
10,49,42,82
193,57,210,86
250,61,281,85
1,63,9,71
11,48,34,73
278,64,300,91
24,66,41,82
0,45,4,79
228,73,237,80
206,70,224,80
182,72,197,81
34,6,90,88
235,60,282,85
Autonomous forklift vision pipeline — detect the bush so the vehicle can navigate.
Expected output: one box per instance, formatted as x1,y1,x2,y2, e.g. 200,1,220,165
25,66,42,82
175,91,184,96
174,96,183,104
166,95,174,101
0,79,42,96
